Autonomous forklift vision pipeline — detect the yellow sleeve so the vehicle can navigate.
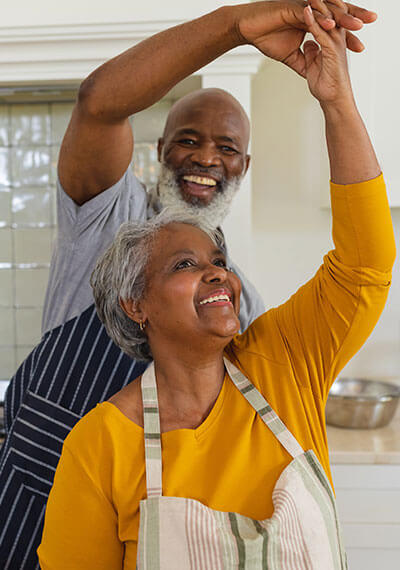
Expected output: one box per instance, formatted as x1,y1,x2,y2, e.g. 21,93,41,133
37,420,124,569
233,174,396,402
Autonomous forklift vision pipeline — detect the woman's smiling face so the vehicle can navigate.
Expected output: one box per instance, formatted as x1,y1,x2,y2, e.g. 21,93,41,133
133,223,242,352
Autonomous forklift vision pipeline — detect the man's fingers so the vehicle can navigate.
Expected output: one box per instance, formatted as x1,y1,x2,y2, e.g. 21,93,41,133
345,4,378,23
345,30,365,52
316,13,336,30
328,8,364,30
307,0,333,19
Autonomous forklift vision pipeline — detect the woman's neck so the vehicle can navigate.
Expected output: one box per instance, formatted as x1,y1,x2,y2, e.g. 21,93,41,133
152,347,227,431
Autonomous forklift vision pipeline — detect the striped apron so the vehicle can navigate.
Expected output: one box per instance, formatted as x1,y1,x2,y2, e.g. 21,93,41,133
137,358,347,569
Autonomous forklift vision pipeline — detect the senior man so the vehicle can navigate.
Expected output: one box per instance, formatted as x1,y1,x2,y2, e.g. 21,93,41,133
0,1,376,568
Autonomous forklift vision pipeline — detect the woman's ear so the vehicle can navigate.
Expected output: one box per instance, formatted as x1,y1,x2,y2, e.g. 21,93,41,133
119,298,146,325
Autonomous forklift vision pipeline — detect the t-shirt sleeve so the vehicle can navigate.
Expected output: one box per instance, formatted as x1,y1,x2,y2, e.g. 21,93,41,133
232,174,396,402
37,416,123,569
42,168,148,333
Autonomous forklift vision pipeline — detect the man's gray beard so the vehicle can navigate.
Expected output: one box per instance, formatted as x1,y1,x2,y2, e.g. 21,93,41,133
156,163,242,229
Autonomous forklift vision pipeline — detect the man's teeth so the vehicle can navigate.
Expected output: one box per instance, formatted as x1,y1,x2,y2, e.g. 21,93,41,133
183,175,217,187
199,294,230,305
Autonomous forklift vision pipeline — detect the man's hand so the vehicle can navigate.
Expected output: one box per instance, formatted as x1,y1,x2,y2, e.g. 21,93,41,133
236,0,376,76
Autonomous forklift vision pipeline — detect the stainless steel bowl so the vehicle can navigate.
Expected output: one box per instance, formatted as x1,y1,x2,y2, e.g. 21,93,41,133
326,378,400,429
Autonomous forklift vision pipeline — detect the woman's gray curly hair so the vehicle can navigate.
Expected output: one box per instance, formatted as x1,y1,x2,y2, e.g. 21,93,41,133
90,209,221,362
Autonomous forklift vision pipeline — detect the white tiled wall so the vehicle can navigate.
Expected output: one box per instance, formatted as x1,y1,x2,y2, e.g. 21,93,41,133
0,95,171,381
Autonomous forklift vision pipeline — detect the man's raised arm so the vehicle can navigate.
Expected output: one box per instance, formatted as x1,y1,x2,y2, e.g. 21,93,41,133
59,0,375,204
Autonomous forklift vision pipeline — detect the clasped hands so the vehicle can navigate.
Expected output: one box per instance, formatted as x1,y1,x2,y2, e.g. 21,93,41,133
236,0,376,106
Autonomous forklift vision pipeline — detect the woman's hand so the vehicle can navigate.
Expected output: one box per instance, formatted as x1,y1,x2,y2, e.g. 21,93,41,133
236,0,376,74
302,5,354,108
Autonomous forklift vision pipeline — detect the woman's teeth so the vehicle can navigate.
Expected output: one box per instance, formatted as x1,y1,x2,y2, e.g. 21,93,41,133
199,294,230,305
183,175,217,187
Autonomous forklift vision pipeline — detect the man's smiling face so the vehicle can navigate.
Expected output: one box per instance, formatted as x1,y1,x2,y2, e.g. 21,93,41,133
157,89,251,208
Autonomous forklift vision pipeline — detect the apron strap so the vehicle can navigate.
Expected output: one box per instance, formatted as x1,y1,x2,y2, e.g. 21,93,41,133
140,358,304,498
141,363,163,497
224,358,304,459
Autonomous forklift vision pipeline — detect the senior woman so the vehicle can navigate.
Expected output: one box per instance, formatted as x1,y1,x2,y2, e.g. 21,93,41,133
38,7,395,570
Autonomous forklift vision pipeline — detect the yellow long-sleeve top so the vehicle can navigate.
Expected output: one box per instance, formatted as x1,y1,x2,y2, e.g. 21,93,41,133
38,175,396,569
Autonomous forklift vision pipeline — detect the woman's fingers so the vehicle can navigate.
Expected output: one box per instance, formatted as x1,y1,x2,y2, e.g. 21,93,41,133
304,4,333,46
303,39,321,68
308,0,373,31
345,30,365,52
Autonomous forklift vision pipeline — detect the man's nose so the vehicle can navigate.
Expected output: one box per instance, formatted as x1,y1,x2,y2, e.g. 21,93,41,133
190,144,220,168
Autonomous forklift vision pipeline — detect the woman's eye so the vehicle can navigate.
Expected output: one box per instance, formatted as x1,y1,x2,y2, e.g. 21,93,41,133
175,259,195,270
213,258,227,268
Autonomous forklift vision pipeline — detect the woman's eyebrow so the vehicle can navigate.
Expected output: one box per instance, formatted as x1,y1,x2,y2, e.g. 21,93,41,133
165,247,225,262
169,248,196,257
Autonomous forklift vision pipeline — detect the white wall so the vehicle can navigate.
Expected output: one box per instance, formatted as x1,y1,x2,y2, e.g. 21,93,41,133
2,0,238,27
251,58,400,379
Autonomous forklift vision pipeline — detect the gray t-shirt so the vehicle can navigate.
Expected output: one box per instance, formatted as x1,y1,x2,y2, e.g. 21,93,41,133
42,169,265,335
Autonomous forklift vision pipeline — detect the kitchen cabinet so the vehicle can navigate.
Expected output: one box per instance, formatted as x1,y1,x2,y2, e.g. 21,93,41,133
332,464,400,570
329,396,400,570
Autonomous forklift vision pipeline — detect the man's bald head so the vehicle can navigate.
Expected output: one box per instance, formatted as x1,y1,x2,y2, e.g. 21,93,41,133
155,88,251,227
162,88,250,151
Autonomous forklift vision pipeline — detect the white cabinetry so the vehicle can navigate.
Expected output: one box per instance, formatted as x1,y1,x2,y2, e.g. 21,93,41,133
332,464,400,569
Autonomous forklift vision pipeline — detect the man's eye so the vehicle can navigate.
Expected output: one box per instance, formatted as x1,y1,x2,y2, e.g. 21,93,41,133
174,259,195,270
220,145,237,153
179,139,196,145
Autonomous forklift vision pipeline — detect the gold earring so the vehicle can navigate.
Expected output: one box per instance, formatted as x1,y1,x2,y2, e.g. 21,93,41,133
139,320,146,331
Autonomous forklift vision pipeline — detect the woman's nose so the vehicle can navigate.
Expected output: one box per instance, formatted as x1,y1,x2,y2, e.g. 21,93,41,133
203,264,227,283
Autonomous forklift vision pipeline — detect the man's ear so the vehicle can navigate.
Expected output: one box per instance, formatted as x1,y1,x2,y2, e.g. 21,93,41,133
119,298,146,325
244,154,251,176
157,138,164,163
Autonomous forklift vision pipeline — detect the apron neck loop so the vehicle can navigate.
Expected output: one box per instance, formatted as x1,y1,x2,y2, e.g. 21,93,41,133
223,358,304,459
141,363,163,497
140,358,305,499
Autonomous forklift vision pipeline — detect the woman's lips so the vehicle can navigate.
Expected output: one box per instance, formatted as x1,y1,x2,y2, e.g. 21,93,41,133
198,290,233,308
199,300,233,307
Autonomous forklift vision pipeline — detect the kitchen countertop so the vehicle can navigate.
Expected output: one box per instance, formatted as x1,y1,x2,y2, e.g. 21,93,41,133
328,377,400,465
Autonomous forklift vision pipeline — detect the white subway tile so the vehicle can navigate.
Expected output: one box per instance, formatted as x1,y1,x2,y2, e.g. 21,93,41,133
0,105,9,147
14,228,53,264
0,229,12,264
51,102,73,144
11,104,50,146
0,269,13,305
15,307,42,345
0,148,10,187
11,147,51,187
15,268,49,306
0,188,11,227
0,346,16,380
11,187,52,226
0,307,15,346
